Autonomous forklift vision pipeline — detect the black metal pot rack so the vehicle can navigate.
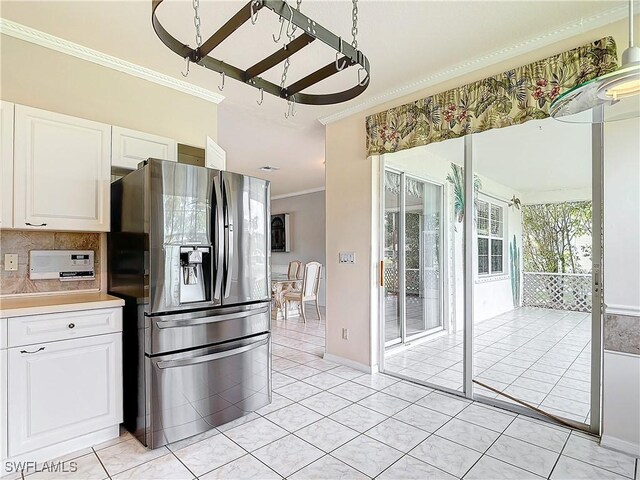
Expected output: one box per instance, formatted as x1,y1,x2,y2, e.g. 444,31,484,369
151,0,370,105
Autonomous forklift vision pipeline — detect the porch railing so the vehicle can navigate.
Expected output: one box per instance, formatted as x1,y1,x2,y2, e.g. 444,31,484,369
384,266,437,296
522,272,592,313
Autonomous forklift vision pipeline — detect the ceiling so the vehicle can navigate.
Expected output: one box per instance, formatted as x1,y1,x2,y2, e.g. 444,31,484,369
0,1,627,196
386,112,592,201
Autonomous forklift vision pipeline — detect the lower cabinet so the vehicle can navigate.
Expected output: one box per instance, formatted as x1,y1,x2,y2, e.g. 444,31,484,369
4,309,123,461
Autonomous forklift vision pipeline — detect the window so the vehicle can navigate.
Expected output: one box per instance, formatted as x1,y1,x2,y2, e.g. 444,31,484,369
477,198,505,275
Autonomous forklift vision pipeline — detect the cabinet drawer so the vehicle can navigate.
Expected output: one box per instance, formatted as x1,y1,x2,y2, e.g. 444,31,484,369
8,308,122,347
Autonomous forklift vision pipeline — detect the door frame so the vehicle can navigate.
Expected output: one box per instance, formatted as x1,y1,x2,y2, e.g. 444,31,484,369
381,163,447,351
377,113,604,435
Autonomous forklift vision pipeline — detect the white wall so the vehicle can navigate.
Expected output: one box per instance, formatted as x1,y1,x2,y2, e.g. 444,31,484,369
271,191,326,306
601,116,640,455
0,35,217,146
603,117,640,312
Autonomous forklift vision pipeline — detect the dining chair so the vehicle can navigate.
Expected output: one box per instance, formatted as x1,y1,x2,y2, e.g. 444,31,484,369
284,261,322,323
287,260,302,280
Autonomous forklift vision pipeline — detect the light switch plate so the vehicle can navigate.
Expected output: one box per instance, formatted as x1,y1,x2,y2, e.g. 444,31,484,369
339,252,356,264
4,254,18,271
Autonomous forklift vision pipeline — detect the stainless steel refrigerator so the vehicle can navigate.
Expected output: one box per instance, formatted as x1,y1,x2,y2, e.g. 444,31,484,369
108,159,271,448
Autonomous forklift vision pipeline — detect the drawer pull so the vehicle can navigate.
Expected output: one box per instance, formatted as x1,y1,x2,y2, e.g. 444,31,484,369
25,222,47,227
68,323,76,329
20,347,45,354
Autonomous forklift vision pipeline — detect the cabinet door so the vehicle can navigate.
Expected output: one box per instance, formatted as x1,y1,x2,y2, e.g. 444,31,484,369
0,101,14,228
205,136,226,170
13,105,111,231
112,126,177,170
7,333,122,457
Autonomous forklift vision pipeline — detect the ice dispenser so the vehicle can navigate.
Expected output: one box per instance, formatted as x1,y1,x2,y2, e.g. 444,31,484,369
179,246,211,303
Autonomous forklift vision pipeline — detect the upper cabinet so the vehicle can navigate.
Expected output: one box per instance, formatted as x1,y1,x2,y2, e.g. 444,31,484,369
13,105,111,232
112,126,177,170
0,102,14,229
206,136,226,171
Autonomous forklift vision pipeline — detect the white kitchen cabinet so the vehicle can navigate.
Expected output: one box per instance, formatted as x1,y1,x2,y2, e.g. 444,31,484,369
13,105,111,231
7,332,122,458
206,136,226,170
0,101,14,228
112,126,177,170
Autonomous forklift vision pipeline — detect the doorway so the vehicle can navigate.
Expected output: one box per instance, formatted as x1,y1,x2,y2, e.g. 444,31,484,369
377,112,603,434
383,169,445,349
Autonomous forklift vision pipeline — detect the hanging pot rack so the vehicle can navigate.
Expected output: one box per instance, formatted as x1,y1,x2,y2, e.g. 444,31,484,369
151,0,371,106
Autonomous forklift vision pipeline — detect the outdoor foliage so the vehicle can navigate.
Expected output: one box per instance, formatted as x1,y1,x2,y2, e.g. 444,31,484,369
522,201,592,274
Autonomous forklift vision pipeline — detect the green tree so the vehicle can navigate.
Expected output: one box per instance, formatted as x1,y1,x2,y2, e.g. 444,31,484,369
522,201,592,274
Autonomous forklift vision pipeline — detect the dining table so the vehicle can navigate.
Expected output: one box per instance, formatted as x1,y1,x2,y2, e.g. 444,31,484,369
271,273,301,319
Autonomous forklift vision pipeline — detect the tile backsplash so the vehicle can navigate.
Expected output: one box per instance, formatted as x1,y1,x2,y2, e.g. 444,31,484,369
0,230,101,296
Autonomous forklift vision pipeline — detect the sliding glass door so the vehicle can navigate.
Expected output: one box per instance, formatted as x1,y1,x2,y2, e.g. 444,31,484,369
383,168,445,348
378,112,602,434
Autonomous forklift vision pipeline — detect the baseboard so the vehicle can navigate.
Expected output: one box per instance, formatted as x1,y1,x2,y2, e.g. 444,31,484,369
323,353,375,374
3,425,120,466
600,434,640,458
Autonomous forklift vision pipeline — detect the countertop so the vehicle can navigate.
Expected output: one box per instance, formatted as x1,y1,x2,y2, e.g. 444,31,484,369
0,292,124,317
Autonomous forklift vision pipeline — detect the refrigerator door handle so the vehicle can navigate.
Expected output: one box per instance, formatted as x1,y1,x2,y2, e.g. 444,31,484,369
155,305,269,328
223,174,234,299
155,335,269,369
213,176,224,301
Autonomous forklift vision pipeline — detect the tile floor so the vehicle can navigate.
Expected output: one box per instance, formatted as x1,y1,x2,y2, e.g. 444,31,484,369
11,307,639,480
384,306,593,423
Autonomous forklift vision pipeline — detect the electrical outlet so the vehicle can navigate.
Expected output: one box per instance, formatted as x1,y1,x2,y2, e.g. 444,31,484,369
342,328,350,340
4,254,18,271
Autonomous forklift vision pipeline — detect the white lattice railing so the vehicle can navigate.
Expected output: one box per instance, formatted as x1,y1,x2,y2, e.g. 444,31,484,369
522,272,592,313
384,267,438,295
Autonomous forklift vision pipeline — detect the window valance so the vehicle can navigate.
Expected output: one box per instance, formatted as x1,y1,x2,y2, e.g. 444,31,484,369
366,37,617,156
384,171,424,198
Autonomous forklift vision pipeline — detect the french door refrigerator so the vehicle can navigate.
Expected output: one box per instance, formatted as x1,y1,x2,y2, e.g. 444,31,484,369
108,159,271,448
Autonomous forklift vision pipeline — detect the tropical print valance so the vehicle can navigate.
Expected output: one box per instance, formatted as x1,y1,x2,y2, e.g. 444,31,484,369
366,37,617,156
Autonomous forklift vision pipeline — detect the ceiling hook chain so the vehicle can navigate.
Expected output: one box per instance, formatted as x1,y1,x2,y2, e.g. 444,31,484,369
218,71,225,91
351,0,358,49
192,0,202,47
257,88,264,106
181,56,190,77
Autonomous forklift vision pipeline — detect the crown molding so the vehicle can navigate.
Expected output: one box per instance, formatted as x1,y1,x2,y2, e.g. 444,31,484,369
0,18,225,105
318,3,630,125
271,187,325,200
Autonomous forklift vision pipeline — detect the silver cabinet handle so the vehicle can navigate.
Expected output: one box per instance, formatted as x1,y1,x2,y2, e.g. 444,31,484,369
156,335,268,369
20,347,45,354
155,306,268,329
25,222,47,227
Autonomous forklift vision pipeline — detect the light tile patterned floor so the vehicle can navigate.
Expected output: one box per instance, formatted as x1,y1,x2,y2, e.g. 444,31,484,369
13,307,638,480
385,306,593,423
